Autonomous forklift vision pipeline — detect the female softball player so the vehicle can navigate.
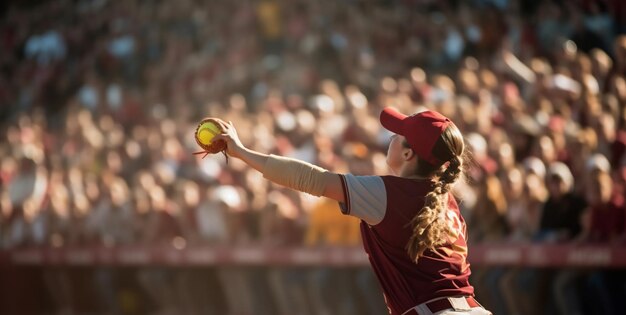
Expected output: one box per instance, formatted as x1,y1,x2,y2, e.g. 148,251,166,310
212,107,491,315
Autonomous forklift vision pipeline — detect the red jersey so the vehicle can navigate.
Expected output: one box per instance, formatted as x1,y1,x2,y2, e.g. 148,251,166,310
589,200,625,242
339,174,474,315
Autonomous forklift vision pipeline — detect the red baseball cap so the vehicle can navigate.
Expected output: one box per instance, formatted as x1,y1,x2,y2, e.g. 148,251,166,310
380,107,453,165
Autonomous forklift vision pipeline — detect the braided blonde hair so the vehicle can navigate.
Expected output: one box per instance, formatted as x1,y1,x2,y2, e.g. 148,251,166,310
405,126,465,263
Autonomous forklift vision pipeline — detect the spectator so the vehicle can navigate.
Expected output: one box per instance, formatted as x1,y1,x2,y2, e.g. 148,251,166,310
538,162,586,242
537,162,587,315
499,166,547,315
304,195,361,315
136,183,184,315
468,174,510,315
582,154,624,243
24,28,67,66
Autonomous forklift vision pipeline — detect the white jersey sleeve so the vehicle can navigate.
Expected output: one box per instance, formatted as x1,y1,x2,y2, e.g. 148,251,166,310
339,174,387,225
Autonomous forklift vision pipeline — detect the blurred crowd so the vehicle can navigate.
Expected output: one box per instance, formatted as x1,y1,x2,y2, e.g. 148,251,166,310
1,0,626,314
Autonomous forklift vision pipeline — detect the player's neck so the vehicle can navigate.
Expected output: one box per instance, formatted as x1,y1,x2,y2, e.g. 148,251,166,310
398,161,428,180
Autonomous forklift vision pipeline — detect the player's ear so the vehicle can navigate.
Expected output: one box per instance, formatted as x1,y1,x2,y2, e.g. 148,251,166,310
403,148,416,161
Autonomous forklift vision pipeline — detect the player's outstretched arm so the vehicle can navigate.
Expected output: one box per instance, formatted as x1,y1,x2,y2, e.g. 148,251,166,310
212,119,345,203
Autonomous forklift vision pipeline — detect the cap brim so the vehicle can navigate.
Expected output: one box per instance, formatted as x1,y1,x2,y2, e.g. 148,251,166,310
380,107,406,135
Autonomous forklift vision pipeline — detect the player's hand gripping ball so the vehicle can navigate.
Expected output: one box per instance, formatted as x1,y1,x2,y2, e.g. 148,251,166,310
194,118,227,158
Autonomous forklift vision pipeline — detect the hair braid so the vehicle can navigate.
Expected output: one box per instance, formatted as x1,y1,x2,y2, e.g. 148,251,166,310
407,155,463,263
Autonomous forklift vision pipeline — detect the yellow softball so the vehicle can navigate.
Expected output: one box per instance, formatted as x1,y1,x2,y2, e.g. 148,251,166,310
196,121,221,145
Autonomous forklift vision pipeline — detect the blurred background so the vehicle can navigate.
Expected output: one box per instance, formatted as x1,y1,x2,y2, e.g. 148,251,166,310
1,0,626,314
